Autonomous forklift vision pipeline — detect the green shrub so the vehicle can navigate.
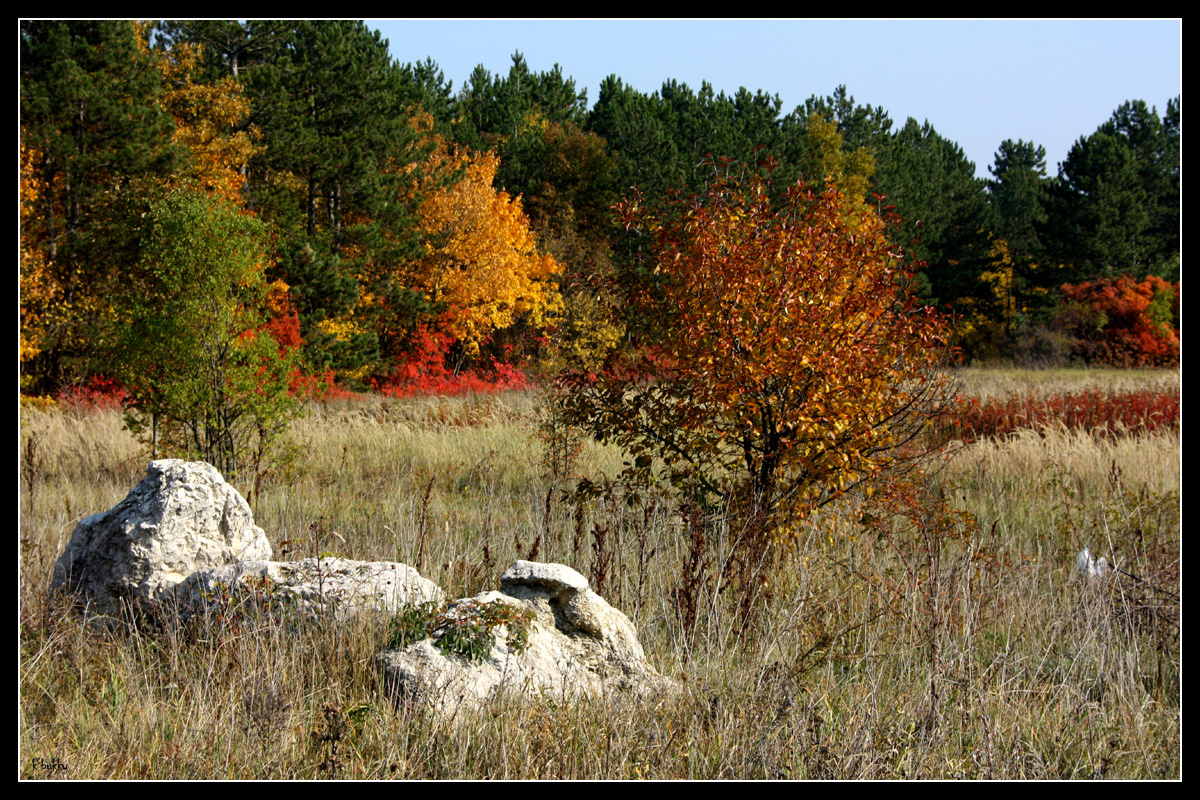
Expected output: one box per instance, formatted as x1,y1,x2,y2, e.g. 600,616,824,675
386,599,535,664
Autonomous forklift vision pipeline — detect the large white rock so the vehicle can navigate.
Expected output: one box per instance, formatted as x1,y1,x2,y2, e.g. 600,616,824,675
379,560,677,716
176,557,443,621
49,460,273,618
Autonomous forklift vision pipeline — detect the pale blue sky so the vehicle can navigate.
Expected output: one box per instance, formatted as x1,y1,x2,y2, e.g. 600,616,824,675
368,19,1181,181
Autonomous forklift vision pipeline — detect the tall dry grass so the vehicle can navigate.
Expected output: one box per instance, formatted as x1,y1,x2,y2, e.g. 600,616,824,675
19,373,1180,779
950,365,1179,401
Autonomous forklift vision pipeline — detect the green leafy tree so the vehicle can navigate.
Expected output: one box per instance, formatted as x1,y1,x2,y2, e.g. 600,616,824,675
1046,99,1180,282
399,57,458,127
272,237,381,386
1047,131,1149,282
588,75,682,216
987,139,1049,263
590,78,787,212
1100,98,1179,273
795,85,893,155
248,21,420,250
985,139,1052,324
658,79,739,194
455,52,590,201
20,20,183,394
780,85,891,203
457,52,588,136
179,20,434,385
153,20,291,81
1155,97,1181,280
110,187,302,482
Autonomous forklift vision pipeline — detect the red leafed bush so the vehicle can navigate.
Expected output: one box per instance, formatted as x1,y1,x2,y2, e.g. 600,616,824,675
257,293,362,401
289,368,361,401
374,325,530,398
56,374,129,412
260,302,303,354
951,387,1180,442
1060,275,1180,367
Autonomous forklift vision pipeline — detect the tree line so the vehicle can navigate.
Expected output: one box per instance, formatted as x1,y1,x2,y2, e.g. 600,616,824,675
21,20,1181,426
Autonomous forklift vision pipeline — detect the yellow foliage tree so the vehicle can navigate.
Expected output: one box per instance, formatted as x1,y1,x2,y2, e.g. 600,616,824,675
802,112,876,222
979,237,1017,335
413,131,563,353
20,140,54,371
138,24,261,205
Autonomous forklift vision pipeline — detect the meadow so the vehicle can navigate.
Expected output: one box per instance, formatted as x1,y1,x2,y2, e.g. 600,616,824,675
19,368,1180,779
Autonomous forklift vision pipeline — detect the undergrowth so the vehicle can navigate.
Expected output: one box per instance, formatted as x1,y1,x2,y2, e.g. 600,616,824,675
385,599,535,663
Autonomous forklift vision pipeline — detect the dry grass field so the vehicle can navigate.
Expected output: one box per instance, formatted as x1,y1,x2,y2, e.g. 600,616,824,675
19,368,1180,779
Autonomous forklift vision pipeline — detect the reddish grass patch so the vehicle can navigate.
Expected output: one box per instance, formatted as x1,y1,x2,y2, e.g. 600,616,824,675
949,387,1180,442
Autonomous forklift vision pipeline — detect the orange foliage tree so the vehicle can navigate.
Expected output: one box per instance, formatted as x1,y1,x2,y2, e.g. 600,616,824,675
1058,275,1179,367
146,32,261,206
19,140,53,375
559,168,957,548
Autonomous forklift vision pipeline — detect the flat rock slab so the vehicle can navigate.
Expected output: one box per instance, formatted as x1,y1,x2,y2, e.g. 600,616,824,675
500,560,589,594
177,557,443,621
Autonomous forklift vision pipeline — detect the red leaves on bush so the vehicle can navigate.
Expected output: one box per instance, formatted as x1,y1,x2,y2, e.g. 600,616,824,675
372,325,529,398
55,374,128,412
261,302,303,354
950,387,1180,442
255,290,362,401
1060,275,1180,367
288,368,360,401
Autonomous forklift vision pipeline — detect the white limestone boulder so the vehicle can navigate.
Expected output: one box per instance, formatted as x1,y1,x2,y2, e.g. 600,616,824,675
379,560,677,716
49,459,272,618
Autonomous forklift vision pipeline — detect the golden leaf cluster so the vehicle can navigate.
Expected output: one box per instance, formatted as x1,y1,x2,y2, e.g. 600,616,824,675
411,126,563,352
19,141,52,364
149,34,261,206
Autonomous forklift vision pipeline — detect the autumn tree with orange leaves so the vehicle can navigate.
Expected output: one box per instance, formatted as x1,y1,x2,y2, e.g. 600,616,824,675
559,167,958,564
1058,274,1179,367
374,115,563,368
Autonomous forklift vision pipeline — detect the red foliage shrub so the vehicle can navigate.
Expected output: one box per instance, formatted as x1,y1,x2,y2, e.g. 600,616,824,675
1059,276,1180,367
288,368,361,401
56,374,128,412
950,387,1180,442
373,325,530,398
261,303,303,354
257,293,361,401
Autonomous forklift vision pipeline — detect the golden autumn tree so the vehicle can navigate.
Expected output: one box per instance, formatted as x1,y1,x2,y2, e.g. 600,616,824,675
138,24,260,205
799,111,876,220
19,140,53,378
559,166,957,556
409,120,563,354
